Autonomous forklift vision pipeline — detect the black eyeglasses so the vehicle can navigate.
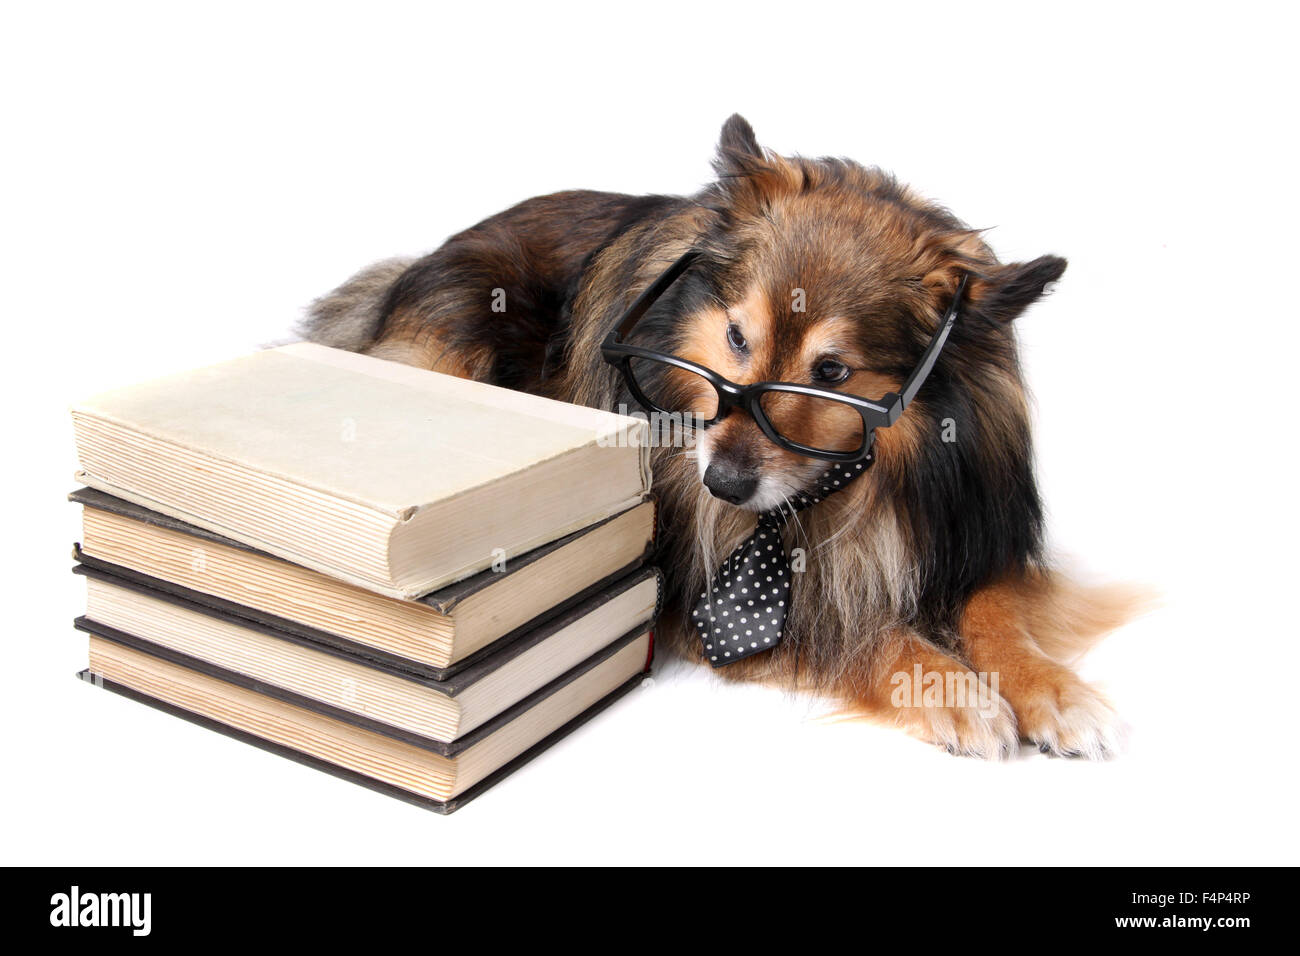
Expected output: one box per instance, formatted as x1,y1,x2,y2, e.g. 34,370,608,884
600,250,967,462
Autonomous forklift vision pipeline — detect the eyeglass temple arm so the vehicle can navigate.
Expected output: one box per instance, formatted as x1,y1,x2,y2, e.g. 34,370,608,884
893,273,968,419
610,250,701,341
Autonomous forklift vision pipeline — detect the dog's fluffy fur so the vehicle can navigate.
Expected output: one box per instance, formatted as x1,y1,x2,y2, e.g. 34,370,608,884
302,115,1141,758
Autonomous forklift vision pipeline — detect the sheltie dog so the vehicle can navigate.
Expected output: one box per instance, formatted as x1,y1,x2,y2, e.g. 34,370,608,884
302,115,1139,758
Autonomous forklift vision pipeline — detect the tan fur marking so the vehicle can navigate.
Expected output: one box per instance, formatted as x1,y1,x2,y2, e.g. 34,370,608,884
367,316,479,378
797,316,865,367
872,409,925,468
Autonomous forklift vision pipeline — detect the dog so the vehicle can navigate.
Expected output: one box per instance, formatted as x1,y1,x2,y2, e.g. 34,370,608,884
302,115,1139,758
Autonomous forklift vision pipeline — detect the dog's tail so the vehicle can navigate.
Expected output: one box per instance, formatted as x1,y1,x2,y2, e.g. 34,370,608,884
297,257,414,352
1024,570,1157,664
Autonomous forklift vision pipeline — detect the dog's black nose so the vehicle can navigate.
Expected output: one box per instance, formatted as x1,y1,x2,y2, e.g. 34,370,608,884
703,461,758,505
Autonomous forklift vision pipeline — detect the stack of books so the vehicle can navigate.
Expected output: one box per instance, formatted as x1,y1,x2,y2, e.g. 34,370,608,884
69,343,659,813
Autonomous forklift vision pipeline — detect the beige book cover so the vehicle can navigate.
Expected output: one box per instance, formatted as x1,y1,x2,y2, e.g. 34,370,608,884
71,343,651,599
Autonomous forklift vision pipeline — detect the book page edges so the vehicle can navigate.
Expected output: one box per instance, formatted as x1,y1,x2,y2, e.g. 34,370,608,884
74,470,650,602
73,470,413,598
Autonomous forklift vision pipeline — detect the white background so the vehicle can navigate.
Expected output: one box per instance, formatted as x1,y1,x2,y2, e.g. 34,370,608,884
3,1,1297,865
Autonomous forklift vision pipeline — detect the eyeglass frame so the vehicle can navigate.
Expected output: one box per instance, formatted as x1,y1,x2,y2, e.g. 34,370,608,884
599,249,968,462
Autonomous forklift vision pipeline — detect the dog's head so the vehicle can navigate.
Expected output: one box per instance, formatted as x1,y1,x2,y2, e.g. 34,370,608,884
661,114,1065,512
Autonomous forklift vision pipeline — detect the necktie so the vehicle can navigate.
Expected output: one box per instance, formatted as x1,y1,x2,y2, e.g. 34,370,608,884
691,454,873,667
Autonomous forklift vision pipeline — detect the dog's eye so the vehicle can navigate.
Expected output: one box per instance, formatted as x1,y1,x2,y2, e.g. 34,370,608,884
726,323,748,353
812,359,851,384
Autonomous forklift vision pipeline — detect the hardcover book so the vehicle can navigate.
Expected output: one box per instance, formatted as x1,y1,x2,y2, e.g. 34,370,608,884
79,626,653,813
71,343,651,599
71,488,657,676
76,563,662,742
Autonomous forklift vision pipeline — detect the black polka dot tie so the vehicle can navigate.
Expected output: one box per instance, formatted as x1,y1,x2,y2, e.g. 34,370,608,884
691,454,873,667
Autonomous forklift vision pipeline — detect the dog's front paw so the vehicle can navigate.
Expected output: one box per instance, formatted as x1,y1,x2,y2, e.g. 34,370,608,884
1013,671,1124,759
892,683,1019,760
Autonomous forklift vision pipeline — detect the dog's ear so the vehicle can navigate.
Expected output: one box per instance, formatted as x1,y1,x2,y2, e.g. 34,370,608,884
718,114,762,158
970,255,1068,323
713,114,765,177
709,114,801,218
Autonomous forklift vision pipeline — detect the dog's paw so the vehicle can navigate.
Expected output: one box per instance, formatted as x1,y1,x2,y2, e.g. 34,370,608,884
1013,671,1124,759
893,684,1019,760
